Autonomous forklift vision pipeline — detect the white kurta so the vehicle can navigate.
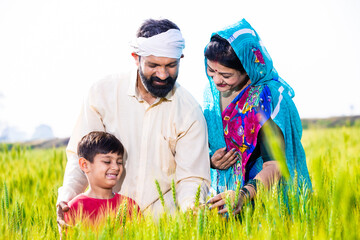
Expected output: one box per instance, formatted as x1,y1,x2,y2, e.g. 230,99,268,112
57,69,210,215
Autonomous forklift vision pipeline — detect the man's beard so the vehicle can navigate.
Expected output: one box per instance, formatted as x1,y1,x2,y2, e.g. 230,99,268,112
139,67,177,98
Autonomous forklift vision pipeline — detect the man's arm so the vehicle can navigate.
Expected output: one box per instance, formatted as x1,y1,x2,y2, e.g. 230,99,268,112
174,107,211,210
57,85,107,234
57,92,107,204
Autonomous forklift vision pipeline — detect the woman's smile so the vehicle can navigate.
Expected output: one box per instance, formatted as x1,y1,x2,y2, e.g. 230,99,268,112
216,83,228,88
207,60,249,93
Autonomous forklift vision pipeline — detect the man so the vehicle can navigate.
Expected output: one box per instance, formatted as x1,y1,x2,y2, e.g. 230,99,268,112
57,19,210,229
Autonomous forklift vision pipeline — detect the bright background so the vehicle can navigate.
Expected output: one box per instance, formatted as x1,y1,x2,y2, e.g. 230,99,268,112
0,0,359,140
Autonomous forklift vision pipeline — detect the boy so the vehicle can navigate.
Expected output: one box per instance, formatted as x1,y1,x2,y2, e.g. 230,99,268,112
64,131,140,225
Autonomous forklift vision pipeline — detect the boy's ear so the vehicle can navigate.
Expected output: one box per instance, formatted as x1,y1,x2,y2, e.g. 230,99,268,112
79,157,90,173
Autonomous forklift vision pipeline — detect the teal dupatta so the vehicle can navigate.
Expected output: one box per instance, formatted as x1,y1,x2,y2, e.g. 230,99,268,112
203,19,312,194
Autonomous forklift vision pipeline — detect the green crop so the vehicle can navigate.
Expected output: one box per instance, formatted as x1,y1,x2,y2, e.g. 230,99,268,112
0,126,359,239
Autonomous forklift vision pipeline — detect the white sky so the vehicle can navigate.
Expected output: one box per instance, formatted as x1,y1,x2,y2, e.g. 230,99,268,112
0,0,359,138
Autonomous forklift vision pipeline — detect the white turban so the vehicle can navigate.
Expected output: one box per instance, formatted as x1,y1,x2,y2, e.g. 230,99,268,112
131,29,185,59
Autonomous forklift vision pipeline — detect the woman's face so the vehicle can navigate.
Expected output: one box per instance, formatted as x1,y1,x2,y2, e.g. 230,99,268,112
206,60,249,92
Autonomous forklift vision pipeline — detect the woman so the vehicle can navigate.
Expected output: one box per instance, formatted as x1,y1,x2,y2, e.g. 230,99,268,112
204,19,312,214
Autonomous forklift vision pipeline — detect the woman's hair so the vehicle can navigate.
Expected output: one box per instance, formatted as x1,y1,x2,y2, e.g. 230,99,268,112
205,34,247,75
136,19,180,38
77,131,124,163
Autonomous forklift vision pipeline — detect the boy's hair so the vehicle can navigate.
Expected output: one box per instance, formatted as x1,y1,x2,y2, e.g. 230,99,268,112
136,18,180,38
77,131,124,163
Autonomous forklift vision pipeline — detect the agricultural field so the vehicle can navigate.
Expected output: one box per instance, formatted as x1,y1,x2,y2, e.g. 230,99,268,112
1,126,359,239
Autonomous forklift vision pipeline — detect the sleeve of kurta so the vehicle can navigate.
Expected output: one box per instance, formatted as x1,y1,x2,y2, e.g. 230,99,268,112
175,106,211,210
57,85,107,204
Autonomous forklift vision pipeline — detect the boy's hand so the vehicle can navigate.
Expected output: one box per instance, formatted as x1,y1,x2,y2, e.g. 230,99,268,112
57,201,70,238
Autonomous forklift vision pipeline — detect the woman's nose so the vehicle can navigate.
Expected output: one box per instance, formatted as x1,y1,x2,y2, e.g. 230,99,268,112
212,73,222,84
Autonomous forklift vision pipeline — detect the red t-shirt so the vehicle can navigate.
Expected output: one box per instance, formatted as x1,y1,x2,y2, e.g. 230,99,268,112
64,193,140,225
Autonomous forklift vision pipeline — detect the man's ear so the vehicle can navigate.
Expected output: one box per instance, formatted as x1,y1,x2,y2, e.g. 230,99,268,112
131,52,140,67
79,157,90,173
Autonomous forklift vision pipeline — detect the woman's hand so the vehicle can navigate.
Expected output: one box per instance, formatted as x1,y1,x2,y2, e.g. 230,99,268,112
207,187,252,215
208,190,235,214
211,147,238,170
207,190,246,215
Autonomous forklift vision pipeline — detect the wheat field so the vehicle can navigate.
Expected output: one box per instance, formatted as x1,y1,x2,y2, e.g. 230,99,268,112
1,126,359,239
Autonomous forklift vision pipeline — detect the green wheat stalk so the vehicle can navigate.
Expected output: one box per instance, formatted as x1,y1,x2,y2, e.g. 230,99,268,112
225,192,234,218
171,179,177,209
244,203,251,235
115,203,123,224
234,181,241,209
197,208,204,237
3,182,9,209
16,201,22,231
1,198,5,218
122,201,127,228
194,184,201,208
155,179,165,209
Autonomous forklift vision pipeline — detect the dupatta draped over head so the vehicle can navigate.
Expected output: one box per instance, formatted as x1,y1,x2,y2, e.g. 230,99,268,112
203,19,312,194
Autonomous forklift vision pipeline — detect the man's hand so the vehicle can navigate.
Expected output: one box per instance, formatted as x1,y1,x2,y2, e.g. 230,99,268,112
211,147,238,170
57,201,70,238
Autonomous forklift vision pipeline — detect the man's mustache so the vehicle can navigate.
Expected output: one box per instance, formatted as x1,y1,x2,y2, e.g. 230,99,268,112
150,76,174,85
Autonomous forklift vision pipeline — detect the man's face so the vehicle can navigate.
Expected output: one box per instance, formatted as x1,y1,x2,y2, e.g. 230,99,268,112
135,55,180,98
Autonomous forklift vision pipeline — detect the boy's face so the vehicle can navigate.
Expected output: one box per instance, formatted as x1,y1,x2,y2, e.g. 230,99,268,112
85,152,123,190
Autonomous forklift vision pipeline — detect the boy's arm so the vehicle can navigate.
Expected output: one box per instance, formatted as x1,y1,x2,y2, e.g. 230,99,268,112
174,107,211,210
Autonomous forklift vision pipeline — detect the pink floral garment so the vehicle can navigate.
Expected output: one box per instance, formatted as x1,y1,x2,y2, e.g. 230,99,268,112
222,84,272,182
